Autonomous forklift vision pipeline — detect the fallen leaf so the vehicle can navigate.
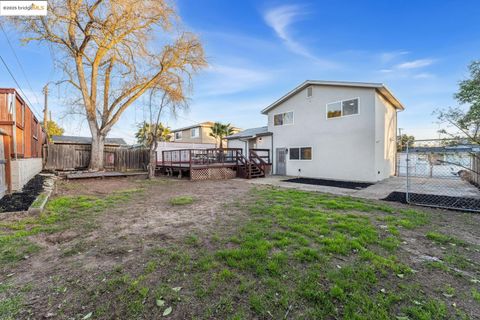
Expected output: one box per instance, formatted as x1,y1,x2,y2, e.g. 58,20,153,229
397,274,404,279
156,299,165,307
82,312,93,320
163,306,172,316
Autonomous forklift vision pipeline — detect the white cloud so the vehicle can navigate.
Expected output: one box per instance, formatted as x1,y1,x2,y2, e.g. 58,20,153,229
413,72,435,79
198,64,273,96
379,50,409,63
263,5,337,68
395,59,435,70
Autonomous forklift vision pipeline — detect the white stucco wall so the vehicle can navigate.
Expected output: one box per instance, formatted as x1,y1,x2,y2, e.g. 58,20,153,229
375,93,398,179
227,135,272,158
11,158,43,191
267,85,393,182
227,139,247,155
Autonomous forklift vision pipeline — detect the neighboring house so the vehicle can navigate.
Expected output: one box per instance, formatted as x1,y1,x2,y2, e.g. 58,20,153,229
51,135,127,147
228,80,404,182
225,126,272,156
171,121,241,145
0,88,46,193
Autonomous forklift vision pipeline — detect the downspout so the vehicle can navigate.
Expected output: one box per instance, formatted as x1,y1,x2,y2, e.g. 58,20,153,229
10,92,17,160
271,133,274,174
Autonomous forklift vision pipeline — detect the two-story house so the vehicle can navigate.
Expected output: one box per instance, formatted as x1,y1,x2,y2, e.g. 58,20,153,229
171,121,241,145
227,80,404,183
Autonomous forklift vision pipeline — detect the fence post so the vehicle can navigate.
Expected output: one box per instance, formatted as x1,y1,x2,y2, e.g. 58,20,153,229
406,143,410,203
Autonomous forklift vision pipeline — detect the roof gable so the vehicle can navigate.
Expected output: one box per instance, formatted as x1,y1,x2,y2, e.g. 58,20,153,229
261,80,404,114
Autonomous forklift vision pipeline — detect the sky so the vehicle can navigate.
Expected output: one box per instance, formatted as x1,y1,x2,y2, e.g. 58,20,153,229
1,0,480,143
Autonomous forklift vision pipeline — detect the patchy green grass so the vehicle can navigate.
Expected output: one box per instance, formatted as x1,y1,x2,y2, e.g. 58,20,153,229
4,186,478,319
52,187,473,319
0,189,140,266
426,231,467,246
473,288,480,303
169,195,194,206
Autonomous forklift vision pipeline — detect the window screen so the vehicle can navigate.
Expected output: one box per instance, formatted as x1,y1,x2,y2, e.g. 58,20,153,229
289,148,300,160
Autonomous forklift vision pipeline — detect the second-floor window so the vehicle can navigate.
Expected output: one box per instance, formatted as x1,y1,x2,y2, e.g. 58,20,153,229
175,131,182,140
274,111,294,126
327,98,359,119
191,127,199,138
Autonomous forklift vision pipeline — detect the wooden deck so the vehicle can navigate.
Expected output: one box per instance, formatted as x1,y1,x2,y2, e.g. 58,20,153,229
66,171,148,180
157,148,271,180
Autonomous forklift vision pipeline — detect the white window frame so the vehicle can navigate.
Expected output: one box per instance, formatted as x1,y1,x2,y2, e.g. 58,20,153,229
288,146,313,161
174,131,182,140
326,97,360,119
273,111,294,126
191,127,200,138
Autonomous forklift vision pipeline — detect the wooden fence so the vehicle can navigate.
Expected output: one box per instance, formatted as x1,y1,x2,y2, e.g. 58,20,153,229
44,144,149,171
468,153,480,186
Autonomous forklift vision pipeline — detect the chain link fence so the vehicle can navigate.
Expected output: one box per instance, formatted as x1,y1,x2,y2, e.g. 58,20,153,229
396,140,480,212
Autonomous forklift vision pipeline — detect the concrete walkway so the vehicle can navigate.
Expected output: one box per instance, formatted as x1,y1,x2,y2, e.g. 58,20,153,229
244,175,480,200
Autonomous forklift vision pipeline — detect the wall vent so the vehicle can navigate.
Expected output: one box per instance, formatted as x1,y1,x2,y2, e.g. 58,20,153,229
306,86,313,98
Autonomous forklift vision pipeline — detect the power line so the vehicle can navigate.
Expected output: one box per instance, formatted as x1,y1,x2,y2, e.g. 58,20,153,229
0,54,43,120
0,25,43,119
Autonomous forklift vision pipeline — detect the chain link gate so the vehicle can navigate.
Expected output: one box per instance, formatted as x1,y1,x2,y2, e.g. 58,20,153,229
400,140,480,212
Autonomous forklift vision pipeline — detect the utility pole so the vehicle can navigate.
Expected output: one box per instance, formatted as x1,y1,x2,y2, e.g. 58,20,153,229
43,84,49,143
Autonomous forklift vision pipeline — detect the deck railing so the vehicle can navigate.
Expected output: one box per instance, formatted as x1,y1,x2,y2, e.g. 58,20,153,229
160,148,271,179
161,148,243,167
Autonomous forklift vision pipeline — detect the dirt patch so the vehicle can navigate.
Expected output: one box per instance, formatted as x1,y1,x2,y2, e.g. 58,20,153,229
55,176,142,196
1,178,252,318
0,175,46,213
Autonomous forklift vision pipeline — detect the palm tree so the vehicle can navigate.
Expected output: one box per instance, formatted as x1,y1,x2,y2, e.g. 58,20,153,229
209,122,234,148
135,122,171,147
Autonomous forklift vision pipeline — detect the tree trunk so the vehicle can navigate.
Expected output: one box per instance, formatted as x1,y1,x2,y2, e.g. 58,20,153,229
89,133,106,171
148,140,157,179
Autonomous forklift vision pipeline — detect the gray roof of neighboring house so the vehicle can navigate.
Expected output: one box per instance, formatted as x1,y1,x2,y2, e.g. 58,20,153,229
171,121,242,133
226,126,272,140
52,135,128,146
171,121,215,132
261,80,405,114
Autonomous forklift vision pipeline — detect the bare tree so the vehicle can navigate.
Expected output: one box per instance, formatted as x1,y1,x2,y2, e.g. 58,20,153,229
14,0,206,170
143,89,186,178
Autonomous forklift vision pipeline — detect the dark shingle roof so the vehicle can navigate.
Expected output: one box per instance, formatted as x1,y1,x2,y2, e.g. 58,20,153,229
226,126,271,139
52,135,127,146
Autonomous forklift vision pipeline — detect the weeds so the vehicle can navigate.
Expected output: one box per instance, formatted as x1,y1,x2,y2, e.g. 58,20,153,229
169,195,194,205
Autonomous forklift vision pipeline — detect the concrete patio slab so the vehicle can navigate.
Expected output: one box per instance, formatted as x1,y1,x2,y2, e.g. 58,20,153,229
244,175,480,201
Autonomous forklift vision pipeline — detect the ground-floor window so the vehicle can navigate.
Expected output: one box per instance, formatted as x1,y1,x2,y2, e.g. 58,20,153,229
289,147,312,160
